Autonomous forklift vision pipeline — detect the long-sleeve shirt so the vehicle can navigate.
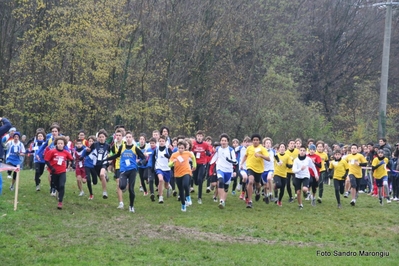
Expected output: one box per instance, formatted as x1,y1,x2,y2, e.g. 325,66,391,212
210,146,236,173
292,156,318,179
0,118,12,159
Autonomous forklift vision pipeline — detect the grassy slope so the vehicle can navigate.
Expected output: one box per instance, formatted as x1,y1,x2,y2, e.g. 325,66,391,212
0,170,398,265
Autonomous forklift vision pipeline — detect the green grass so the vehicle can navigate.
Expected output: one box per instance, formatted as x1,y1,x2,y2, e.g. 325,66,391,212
0,170,398,265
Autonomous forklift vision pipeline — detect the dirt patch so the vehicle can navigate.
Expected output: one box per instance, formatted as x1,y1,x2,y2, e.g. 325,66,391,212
132,223,327,247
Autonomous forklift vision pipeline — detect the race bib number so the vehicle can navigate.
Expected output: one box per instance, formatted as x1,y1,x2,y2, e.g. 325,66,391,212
14,146,18,153
125,159,131,166
177,156,184,163
79,161,83,168
255,148,261,153
57,158,63,165
196,153,201,159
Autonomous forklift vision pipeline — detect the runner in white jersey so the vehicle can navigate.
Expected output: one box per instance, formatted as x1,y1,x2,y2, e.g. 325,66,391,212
209,133,237,209
262,137,275,203
238,136,251,200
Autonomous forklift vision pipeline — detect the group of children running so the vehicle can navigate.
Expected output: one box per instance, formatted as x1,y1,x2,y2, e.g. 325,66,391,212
1,118,397,212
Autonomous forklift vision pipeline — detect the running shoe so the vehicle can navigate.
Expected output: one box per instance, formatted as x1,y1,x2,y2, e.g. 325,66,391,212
213,196,217,202
159,196,164,204
143,192,148,196
264,196,270,204
231,190,236,196
186,197,192,206
246,201,253,208
139,186,144,192
173,190,177,197
57,202,63,209
218,201,225,209
117,202,124,209
255,193,260,202
277,201,282,207
79,191,84,197
337,204,342,209
102,191,108,199
150,193,155,202
239,192,245,200
88,195,94,200
36,185,40,191
387,198,391,204
379,198,383,206
129,206,135,213
206,187,211,193
181,204,186,212
350,199,355,206
298,204,303,210
311,198,316,207
317,197,322,203
10,185,14,191
288,197,294,203
198,198,202,205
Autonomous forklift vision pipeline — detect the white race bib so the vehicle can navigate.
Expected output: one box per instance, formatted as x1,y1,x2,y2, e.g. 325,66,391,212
177,156,184,163
79,161,83,168
196,152,201,159
57,158,63,165
125,159,131,166
14,146,18,153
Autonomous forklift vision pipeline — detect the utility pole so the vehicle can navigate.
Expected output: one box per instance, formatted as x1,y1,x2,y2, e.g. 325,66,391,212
373,1,399,138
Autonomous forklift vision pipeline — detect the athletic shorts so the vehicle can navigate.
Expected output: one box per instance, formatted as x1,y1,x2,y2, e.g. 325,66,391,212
156,169,171,183
273,175,285,189
309,176,318,187
375,176,388,187
349,174,361,189
94,165,107,177
261,170,274,183
293,177,309,191
217,170,232,185
75,166,86,178
114,169,121,179
210,174,218,183
247,169,262,184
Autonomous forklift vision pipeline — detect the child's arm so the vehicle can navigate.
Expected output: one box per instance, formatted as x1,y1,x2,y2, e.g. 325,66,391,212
191,153,197,171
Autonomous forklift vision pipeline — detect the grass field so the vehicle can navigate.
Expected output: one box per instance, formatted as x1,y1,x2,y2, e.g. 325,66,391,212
0,170,398,266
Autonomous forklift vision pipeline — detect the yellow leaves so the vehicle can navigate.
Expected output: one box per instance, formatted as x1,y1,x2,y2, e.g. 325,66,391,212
36,0,45,10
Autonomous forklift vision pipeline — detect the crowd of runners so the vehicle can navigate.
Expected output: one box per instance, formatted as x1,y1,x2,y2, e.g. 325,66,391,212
1,117,399,212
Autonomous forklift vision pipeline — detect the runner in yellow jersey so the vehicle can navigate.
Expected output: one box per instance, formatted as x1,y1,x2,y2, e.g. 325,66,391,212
371,150,391,205
240,134,270,208
316,141,329,203
345,144,367,206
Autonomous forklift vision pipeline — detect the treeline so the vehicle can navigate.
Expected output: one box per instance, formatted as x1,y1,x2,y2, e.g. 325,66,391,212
0,0,398,144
